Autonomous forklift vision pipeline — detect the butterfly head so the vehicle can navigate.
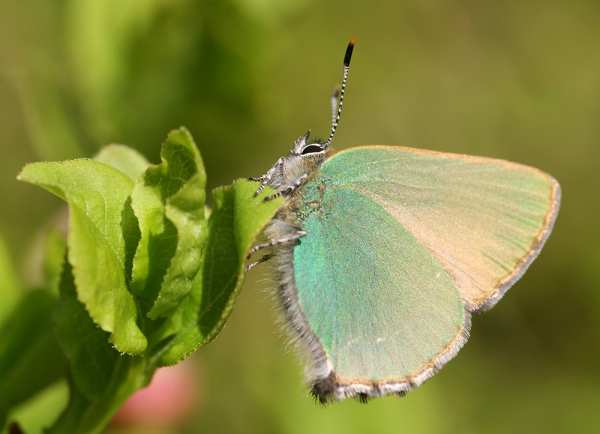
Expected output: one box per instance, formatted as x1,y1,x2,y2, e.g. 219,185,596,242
290,130,327,159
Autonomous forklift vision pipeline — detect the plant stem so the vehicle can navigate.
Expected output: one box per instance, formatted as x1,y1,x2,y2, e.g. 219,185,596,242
47,356,154,434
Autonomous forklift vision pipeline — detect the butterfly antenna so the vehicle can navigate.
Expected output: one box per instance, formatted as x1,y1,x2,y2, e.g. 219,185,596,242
323,38,354,149
330,86,341,127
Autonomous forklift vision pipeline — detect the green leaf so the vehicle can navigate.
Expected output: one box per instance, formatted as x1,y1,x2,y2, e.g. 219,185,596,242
93,145,145,287
0,291,68,427
47,357,150,434
154,180,283,366
7,380,69,434
41,229,68,296
46,377,92,434
18,160,147,355
130,127,207,320
151,172,207,318
0,233,67,429
50,261,153,433
54,260,119,399
93,145,151,180
0,234,21,326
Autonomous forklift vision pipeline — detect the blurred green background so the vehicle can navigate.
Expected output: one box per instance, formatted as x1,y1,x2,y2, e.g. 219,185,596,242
1,0,599,432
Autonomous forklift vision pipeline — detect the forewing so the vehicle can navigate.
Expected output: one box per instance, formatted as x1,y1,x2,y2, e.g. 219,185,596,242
293,187,468,397
322,146,560,312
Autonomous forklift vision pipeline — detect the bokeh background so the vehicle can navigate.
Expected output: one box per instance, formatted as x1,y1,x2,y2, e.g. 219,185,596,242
1,0,600,432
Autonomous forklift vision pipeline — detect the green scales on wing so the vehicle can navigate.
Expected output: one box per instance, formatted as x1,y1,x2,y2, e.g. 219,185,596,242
290,146,559,387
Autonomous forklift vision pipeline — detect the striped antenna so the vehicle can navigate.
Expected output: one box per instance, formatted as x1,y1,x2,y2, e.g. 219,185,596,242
323,39,354,149
330,86,341,127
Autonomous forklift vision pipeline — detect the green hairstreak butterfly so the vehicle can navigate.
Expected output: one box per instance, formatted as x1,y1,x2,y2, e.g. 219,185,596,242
246,39,560,403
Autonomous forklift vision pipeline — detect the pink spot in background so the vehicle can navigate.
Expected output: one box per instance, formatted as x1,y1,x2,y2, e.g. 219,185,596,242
111,357,202,429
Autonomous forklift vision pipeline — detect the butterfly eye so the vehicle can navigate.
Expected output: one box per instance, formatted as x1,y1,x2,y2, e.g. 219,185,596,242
301,145,324,155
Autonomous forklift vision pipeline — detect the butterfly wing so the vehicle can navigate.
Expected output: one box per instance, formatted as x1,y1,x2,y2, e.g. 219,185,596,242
321,146,560,313
289,146,559,400
293,187,469,400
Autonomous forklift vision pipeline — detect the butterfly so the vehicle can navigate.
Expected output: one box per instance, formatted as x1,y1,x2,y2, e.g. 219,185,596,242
246,39,560,403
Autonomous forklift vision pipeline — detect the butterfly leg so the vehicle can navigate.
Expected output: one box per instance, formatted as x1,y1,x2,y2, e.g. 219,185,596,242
245,230,307,259
245,253,274,272
263,173,309,202
249,157,285,197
